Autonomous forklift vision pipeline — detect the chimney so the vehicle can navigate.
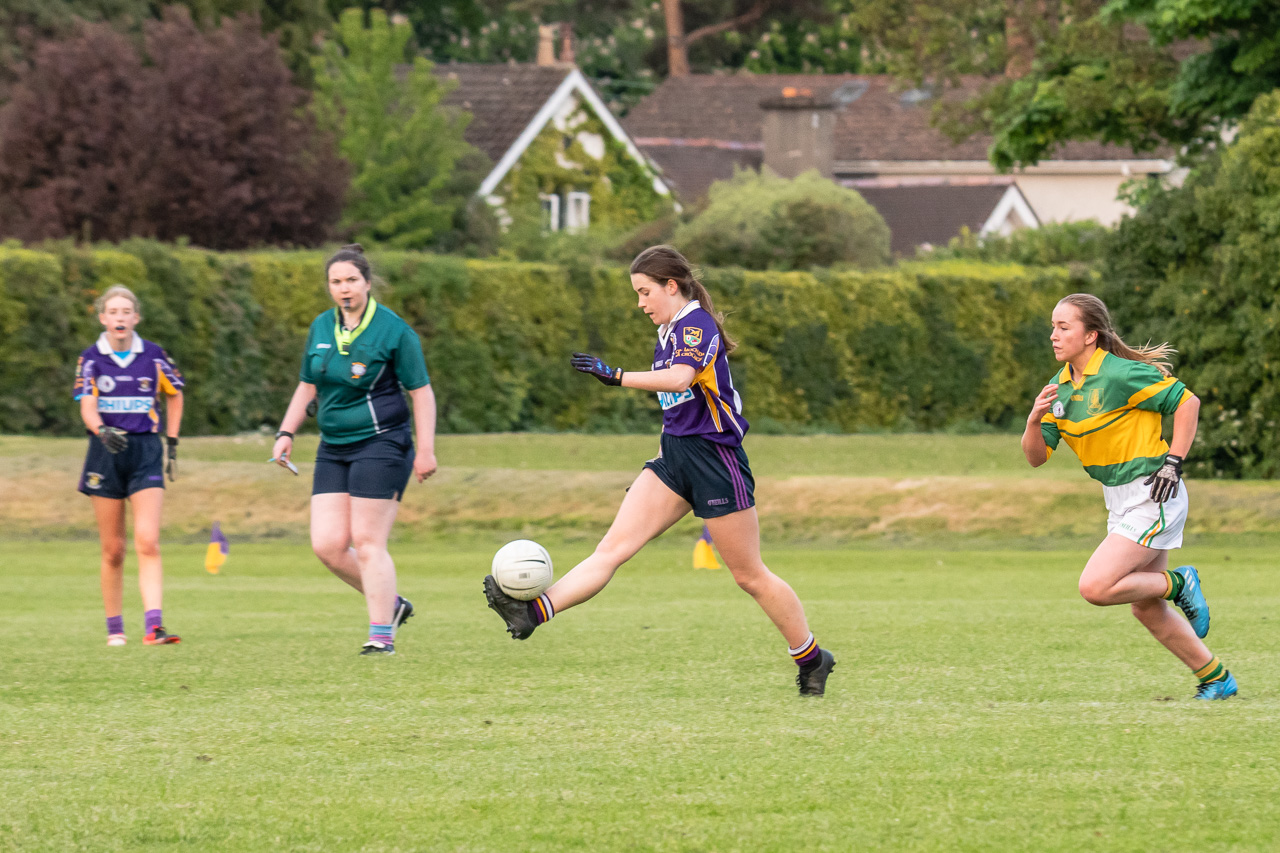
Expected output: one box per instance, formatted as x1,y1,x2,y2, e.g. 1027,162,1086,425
536,24,557,66
558,23,575,66
759,87,836,179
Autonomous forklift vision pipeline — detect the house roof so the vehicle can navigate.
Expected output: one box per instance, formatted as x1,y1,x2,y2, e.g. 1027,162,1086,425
435,62,671,201
436,64,574,163
848,181,1033,256
623,73,1169,201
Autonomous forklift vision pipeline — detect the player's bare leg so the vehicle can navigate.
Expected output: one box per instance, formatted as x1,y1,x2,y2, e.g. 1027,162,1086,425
130,488,165,611
1077,534,1170,605
92,496,127,622
1126,548,1215,668
311,493,363,592
545,469,690,612
705,507,810,649
349,497,401,626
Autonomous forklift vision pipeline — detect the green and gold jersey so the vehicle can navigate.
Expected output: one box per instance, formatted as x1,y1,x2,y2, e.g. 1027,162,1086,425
299,299,430,445
1040,348,1192,486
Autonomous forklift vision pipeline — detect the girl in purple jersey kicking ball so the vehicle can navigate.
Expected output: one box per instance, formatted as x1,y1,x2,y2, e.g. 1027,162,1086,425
483,246,836,696
74,286,184,647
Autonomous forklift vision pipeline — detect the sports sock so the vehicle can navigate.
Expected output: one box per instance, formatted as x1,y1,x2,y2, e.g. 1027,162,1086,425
528,594,555,626
368,622,394,645
107,615,124,635
789,632,821,669
1162,570,1185,601
144,609,163,633
1194,655,1226,684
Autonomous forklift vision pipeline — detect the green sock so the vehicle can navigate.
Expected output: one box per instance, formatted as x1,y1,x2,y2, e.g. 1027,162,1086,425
1162,570,1185,601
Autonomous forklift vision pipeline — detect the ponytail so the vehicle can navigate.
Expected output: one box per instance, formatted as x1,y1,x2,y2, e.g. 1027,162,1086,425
630,245,737,354
1058,293,1175,376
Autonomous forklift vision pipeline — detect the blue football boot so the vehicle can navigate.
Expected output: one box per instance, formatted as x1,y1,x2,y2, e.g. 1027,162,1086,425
1195,671,1238,701
1172,565,1210,638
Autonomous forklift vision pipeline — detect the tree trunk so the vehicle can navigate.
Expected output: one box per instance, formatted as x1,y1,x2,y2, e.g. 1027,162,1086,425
662,0,689,77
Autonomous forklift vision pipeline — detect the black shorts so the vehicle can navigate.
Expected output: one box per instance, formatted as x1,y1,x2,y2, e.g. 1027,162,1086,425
644,432,755,519
313,425,414,501
79,433,165,499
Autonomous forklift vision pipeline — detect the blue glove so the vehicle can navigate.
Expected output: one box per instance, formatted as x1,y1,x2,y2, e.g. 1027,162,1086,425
570,352,623,386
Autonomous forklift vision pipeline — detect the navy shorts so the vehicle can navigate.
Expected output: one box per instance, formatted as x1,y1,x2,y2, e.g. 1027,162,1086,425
79,433,165,499
313,425,414,501
644,432,755,519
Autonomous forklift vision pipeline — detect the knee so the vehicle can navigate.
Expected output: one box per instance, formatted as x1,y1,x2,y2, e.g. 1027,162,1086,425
593,534,640,568
352,539,387,565
101,542,126,569
1078,578,1111,607
134,537,160,560
730,564,771,597
311,536,349,567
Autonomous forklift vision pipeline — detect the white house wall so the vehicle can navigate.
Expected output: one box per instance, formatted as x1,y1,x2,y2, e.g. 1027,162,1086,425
1014,174,1134,226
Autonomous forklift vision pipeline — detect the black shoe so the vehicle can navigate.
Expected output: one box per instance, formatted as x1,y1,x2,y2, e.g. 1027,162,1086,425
796,649,836,696
391,596,414,635
360,640,395,655
483,575,537,640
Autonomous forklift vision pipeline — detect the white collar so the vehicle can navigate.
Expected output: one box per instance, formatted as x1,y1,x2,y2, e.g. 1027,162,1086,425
96,332,143,368
657,300,701,348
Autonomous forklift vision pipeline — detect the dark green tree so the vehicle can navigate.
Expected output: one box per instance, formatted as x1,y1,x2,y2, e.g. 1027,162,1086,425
1101,91,1280,477
853,0,1280,168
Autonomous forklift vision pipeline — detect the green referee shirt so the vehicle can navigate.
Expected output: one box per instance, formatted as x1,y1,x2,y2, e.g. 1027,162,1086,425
299,298,430,445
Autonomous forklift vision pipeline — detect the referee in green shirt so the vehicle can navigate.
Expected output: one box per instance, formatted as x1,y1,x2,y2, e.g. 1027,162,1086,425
272,244,437,656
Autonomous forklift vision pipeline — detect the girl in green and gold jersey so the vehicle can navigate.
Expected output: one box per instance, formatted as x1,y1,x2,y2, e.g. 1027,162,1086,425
1022,293,1236,700
272,245,437,656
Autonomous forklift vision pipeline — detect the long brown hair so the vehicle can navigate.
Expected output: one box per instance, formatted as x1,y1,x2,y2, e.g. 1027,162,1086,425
1058,293,1175,376
630,245,736,354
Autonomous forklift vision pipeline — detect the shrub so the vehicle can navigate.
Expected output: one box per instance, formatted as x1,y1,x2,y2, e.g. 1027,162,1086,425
673,169,890,270
0,241,1083,438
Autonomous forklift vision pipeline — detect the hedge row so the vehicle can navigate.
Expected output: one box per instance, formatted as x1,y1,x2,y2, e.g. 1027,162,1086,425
0,240,1087,436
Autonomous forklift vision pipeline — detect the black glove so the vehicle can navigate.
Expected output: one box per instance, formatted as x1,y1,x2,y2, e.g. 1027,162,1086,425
165,436,179,481
1144,453,1183,503
97,426,128,454
570,352,623,386
305,398,317,418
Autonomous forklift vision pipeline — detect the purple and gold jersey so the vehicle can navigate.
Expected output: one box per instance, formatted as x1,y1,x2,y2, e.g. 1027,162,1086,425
73,334,184,434
653,301,748,446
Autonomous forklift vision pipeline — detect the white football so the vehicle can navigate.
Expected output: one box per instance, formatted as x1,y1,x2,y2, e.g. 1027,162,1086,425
492,539,554,601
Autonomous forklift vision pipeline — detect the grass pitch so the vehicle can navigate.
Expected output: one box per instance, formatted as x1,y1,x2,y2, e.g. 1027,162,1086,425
2,538,1278,851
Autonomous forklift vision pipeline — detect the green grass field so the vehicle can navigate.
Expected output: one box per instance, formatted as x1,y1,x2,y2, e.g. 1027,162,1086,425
2,434,1279,850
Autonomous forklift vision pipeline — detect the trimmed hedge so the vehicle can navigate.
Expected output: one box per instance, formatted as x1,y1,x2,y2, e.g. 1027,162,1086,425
1,241,1085,436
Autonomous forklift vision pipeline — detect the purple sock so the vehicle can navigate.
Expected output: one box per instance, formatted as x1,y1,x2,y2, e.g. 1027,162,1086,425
107,615,124,635
145,609,163,633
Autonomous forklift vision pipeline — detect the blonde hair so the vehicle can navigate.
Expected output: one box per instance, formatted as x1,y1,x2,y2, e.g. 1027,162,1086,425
94,285,142,318
1057,293,1174,376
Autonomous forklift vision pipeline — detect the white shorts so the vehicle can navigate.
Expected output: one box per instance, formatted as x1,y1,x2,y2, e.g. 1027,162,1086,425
1103,476,1188,550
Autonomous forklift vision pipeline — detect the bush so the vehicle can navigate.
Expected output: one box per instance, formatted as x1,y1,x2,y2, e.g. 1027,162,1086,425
1102,91,1280,478
673,169,890,270
0,241,1085,437
928,221,1112,267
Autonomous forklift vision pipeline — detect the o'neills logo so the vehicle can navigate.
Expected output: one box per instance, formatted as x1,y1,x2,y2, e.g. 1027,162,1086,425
351,362,367,379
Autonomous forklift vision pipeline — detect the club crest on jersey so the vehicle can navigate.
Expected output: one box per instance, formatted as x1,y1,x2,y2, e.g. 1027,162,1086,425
351,362,367,379
1052,401,1065,418
1087,388,1104,415
683,327,702,348
97,376,116,393
85,473,103,489
138,377,152,393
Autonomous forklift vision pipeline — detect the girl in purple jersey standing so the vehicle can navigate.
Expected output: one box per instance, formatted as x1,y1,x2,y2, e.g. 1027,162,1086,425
74,286,184,646
483,246,835,696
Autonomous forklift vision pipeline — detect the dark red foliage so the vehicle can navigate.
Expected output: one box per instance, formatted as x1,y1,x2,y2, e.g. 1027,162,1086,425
0,9,347,249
